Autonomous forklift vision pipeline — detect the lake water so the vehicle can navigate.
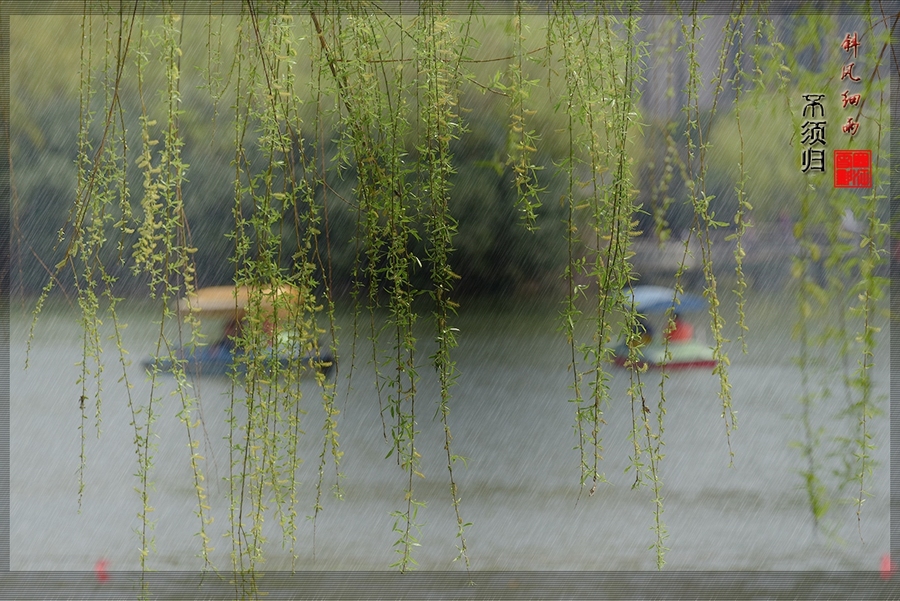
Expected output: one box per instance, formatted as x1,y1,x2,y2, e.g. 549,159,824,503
9,287,890,579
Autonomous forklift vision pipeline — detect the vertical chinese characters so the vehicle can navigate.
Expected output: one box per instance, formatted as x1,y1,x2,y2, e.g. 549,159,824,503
834,30,871,189
840,31,861,137
800,93,826,173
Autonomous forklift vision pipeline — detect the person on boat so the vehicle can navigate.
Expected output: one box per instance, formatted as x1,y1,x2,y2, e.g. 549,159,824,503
637,317,654,346
627,316,653,349
666,312,694,343
213,317,243,354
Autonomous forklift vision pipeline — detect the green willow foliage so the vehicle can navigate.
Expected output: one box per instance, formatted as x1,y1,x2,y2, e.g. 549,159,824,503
25,2,890,581
761,11,890,538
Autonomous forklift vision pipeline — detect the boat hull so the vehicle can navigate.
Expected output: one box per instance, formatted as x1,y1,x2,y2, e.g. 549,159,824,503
144,345,335,378
612,341,716,370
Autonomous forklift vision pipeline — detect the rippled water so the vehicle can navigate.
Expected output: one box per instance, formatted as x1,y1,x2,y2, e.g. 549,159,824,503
10,289,890,572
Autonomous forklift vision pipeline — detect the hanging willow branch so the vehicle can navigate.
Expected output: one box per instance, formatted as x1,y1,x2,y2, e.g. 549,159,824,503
20,5,892,587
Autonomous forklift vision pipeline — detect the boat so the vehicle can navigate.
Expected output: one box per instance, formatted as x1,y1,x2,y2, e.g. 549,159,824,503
146,339,335,377
143,285,335,378
612,285,716,370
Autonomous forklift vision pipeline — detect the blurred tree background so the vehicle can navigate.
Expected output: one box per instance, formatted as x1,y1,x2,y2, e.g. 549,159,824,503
12,12,882,298
11,14,568,297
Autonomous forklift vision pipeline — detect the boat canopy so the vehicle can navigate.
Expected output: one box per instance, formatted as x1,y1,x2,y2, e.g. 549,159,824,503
623,285,706,314
176,285,302,320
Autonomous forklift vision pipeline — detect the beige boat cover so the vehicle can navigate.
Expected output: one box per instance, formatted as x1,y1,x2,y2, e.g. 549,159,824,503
176,285,301,319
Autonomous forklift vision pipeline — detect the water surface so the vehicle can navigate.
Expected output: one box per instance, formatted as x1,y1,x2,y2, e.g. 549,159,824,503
11,290,890,571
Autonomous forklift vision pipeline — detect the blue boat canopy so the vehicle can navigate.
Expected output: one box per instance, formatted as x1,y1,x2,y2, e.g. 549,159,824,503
623,285,706,314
